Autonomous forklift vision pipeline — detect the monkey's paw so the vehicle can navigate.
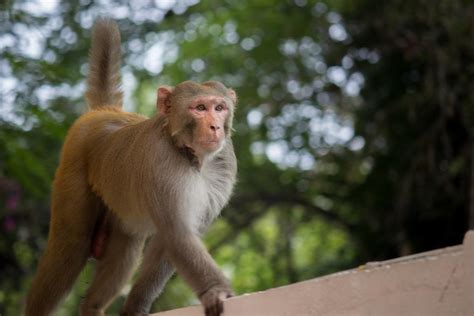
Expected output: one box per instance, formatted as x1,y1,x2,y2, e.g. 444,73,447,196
200,285,234,316
119,313,148,316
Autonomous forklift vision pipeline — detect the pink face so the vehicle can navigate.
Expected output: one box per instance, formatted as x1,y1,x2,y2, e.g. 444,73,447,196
189,95,229,153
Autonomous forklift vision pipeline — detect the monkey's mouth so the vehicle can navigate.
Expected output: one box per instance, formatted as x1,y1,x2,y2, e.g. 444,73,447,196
183,141,220,153
199,139,223,150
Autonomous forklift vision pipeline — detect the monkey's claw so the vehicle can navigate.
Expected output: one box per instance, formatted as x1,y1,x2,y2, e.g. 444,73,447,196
200,286,233,316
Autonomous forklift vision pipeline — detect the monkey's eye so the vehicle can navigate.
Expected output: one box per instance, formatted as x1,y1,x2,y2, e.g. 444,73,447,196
215,104,225,112
196,104,206,111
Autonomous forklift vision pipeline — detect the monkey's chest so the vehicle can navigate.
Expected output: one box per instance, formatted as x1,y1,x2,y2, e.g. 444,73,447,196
179,177,215,231
115,177,215,236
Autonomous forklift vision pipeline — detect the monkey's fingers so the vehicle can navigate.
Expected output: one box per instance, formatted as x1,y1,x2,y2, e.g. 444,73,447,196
201,287,233,316
120,312,149,316
204,297,223,316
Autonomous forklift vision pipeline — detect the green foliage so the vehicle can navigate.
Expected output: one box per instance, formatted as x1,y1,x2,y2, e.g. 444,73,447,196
1,0,473,314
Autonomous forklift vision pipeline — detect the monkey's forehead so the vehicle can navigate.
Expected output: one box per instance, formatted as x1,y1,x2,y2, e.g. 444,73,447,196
174,80,230,96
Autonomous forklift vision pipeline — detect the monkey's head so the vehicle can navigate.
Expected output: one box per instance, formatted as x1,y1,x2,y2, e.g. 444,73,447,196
157,81,237,161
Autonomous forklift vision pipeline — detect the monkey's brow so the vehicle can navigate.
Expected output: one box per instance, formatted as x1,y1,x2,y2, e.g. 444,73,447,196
179,90,227,102
190,95,226,106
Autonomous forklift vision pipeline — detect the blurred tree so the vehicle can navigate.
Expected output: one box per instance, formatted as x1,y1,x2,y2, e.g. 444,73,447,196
329,0,474,258
0,0,473,314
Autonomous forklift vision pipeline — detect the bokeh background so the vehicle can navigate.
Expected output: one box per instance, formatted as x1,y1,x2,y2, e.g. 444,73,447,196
1,0,474,314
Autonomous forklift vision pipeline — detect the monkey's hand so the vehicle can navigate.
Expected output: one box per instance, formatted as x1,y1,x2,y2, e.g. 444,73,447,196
120,312,148,316
199,284,234,316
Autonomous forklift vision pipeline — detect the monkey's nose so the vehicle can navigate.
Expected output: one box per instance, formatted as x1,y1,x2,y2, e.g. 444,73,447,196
210,125,221,131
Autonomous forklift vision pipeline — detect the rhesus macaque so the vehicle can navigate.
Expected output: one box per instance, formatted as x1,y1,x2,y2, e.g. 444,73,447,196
25,19,237,316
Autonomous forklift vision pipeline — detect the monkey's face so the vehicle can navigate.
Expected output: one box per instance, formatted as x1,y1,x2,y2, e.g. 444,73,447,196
185,94,229,154
157,81,236,160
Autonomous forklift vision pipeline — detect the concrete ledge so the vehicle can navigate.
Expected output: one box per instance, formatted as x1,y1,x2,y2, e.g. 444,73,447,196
153,230,474,316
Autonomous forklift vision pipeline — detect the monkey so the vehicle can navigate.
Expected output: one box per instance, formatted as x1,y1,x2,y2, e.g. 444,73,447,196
25,19,237,316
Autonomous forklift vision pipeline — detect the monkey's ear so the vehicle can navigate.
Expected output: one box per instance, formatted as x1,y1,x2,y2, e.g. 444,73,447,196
228,89,237,104
157,86,174,114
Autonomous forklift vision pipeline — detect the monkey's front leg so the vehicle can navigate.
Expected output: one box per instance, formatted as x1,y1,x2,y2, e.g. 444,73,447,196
170,232,233,316
121,236,175,316
156,217,233,316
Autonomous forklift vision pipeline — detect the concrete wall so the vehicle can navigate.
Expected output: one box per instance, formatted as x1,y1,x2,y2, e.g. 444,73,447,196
152,231,474,316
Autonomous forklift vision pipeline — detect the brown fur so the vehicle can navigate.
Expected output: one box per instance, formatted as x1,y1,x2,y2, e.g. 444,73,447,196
25,19,237,316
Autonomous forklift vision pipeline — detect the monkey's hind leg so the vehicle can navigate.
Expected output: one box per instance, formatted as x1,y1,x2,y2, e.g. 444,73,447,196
80,213,145,316
25,175,99,316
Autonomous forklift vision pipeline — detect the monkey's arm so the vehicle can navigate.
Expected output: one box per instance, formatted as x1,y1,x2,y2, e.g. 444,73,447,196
166,224,232,316
161,219,230,295
121,236,175,315
148,194,232,316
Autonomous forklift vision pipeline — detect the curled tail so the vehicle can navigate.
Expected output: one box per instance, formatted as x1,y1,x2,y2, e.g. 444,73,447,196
86,19,123,110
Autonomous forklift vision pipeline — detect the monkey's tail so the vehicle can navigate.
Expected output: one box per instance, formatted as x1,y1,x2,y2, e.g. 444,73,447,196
86,19,123,110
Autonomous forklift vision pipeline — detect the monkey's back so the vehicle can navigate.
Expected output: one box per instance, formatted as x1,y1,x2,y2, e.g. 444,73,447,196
55,108,156,234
